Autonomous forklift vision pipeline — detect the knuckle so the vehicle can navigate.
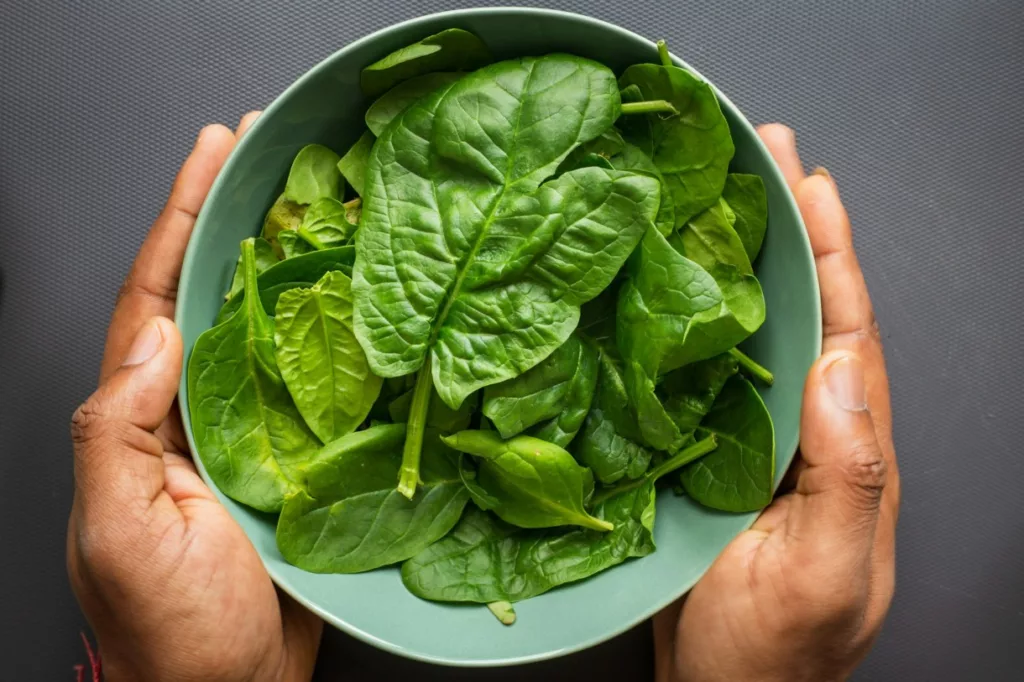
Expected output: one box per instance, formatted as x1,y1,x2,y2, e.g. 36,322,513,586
844,443,888,503
70,398,109,446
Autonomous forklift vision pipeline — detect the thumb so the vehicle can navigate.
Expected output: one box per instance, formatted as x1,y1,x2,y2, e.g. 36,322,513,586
71,317,183,512
792,350,887,561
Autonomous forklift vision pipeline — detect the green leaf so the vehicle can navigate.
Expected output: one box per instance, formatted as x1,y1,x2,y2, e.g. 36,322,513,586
680,375,775,512
355,55,657,408
276,424,470,572
555,127,625,174
442,430,612,531
261,193,306,248
298,197,357,248
216,246,356,324
274,271,382,443
337,131,374,197
617,228,764,451
278,230,315,259
354,55,658,497
388,387,479,433
677,198,752,275
659,353,739,440
482,333,598,448
188,239,320,512
609,142,677,236
573,350,652,484
360,28,491,97
721,173,768,261
365,72,464,136
284,144,343,205
225,237,278,300
401,484,656,603
618,63,734,226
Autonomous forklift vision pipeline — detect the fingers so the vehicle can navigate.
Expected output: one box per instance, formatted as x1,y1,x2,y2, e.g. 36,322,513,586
789,351,886,572
236,110,261,137
100,125,236,382
277,592,324,681
72,317,183,512
757,124,805,192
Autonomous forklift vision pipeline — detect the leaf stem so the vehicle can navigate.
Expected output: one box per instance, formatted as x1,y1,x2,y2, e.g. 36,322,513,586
620,100,679,116
591,436,718,505
398,357,433,499
729,348,774,386
296,227,327,250
487,601,517,626
656,39,672,67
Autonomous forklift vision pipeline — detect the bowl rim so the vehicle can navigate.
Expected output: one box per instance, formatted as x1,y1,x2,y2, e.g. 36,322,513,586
176,5,822,667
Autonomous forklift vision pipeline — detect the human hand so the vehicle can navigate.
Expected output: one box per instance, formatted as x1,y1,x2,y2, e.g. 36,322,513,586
654,125,900,682
67,114,323,682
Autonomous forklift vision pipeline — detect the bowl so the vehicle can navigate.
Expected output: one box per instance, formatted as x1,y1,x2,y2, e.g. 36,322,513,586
176,7,821,667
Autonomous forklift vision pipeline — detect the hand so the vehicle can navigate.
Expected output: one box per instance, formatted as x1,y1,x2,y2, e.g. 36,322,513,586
67,113,323,682
654,125,900,682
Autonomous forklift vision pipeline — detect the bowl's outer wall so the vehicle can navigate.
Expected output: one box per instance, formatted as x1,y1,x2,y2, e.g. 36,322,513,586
176,8,821,667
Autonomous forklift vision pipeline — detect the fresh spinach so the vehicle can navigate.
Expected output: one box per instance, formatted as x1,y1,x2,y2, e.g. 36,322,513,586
721,173,768,261
261,194,306,249
482,333,598,447
618,53,733,227
188,239,319,512
443,430,611,531
365,72,463,136
352,54,659,496
680,375,775,512
284,144,343,205
278,230,314,259
274,270,382,443
216,246,356,324
360,28,491,97
295,197,357,249
225,236,278,300
388,388,479,434
402,437,716,603
276,424,470,572
337,131,374,197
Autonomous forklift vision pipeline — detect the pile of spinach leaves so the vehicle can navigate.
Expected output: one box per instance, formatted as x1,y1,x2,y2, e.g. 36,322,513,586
188,30,777,624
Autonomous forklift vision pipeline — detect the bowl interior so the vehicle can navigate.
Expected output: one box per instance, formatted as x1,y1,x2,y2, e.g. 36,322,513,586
176,7,821,667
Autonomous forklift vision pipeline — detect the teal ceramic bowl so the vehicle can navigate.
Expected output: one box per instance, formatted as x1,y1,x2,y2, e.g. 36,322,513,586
176,7,821,667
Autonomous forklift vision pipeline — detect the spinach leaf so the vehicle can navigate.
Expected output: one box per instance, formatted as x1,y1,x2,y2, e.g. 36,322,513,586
297,197,357,248
388,388,479,433
556,127,625,174
188,239,319,512
225,236,277,300
617,59,734,226
659,353,739,440
680,375,775,512
609,142,676,235
482,333,598,447
574,350,652,484
278,230,315,259
442,430,612,531
284,144,343,205
721,173,768,261
365,72,463,136
274,270,382,443
337,131,374,197
360,28,491,97
676,198,752,275
402,436,717,603
216,246,356,324
353,55,659,496
261,193,306,248
276,424,470,573
401,482,654,603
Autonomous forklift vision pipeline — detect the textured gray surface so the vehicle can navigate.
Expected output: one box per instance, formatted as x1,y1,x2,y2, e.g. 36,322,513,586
1,0,1022,679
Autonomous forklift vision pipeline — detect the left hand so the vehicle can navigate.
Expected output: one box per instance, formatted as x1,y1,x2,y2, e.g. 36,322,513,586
66,113,323,682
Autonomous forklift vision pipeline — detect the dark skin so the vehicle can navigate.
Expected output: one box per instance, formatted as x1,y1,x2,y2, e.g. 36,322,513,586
68,116,897,681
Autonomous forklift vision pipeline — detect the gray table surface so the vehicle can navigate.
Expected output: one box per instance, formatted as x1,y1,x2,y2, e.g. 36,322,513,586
2,1,1022,679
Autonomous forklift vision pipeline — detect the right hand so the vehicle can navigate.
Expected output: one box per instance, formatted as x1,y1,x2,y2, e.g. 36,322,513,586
654,124,900,682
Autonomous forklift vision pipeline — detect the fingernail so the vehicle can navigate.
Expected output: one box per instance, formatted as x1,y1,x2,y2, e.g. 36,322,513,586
812,166,831,180
122,319,164,367
825,354,867,411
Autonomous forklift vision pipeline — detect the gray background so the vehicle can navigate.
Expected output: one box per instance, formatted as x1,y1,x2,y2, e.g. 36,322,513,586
1,0,1021,679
